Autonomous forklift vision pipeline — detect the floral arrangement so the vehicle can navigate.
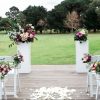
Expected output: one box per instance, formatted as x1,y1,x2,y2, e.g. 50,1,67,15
8,24,37,47
9,31,35,43
82,53,91,63
0,62,11,80
74,28,88,43
13,53,23,67
0,53,23,80
89,62,100,73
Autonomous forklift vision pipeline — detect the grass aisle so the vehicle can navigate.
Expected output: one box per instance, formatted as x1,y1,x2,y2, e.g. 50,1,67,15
0,34,100,64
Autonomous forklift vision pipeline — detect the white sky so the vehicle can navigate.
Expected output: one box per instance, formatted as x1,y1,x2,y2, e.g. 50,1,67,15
0,0,64,17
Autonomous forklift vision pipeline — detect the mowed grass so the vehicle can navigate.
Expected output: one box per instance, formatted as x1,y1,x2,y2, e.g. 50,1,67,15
0,33,100,64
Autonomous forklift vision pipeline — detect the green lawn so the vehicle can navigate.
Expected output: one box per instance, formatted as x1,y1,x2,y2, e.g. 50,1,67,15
0,34,100,64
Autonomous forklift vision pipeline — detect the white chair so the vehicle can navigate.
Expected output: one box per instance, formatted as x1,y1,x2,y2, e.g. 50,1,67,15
0,56,21,98
96,74,100,100
0,79,7,100
86,55,100,97
87,71,96,97
86,56,97,93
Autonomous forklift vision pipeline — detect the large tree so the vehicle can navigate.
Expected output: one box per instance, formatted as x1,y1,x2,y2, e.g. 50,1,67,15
16,12,26,28
23,5,47,26
47,0,92,32
83,8,99,32
5,6,19,20
0,18,12,32
47,3,67,32
5,6,26,31
63,0,92,30
5,6,20,31
47,10,65,32
83,0,100,32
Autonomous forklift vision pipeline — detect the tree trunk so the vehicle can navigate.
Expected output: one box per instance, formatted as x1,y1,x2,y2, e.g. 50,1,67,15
40,29,42,34
93,28,96,32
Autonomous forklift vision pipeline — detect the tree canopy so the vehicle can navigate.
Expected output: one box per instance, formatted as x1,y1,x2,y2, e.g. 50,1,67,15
0,0,100,33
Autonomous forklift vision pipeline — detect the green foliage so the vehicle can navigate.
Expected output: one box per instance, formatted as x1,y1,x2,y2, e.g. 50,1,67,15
47,9,65,31
23,6,47,26
47,0,93,32
96,62,100,73
5,6,27,31
82,0,100,31
61,0,92,13
83,8,99,31
5,6,20,20
2,0,99,33
16,12,26,28
5,6,20,31
0,18,13,32
13,54,23,67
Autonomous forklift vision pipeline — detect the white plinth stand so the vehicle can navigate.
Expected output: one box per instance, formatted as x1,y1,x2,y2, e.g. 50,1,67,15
76,41,89,73
17,43,31,73
0,80,2,99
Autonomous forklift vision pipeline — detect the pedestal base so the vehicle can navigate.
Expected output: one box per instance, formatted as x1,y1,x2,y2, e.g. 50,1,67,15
76,41,89,73
17,43,31,73
0,80,2,99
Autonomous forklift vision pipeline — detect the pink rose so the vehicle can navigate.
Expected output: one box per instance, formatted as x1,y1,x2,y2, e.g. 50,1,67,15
76,32,83,37
30,34,34,38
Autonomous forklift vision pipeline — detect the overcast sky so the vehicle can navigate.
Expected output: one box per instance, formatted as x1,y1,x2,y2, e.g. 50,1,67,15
0,0,64,17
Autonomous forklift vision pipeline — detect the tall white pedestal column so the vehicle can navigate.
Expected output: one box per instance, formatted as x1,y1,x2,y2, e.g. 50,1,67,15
17,43,31,73
76,41,89,73
0,80,2,99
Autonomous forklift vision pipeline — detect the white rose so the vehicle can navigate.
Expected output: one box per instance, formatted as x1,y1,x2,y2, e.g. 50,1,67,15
24,32,29,37
20,32,29,41
80,29,85,35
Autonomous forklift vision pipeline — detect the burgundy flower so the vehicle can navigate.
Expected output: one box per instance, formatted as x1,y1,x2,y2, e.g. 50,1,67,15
82,54,91,63
31,31,35,36
76,32,83,37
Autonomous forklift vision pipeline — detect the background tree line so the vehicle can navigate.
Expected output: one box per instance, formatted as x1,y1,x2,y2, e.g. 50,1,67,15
0,0,100,33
